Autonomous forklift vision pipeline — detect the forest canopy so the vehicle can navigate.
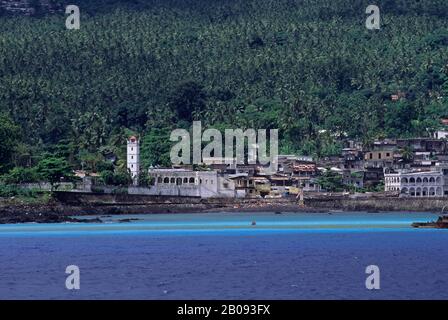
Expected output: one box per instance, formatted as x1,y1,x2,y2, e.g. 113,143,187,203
0,0,447,173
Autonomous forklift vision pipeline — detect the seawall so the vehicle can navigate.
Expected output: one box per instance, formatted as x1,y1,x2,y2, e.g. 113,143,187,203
52,192,448,214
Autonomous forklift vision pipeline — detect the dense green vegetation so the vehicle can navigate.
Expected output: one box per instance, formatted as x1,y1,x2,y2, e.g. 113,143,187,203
1,0,448,180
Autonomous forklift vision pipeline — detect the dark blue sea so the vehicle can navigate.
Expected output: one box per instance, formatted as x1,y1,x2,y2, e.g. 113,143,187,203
0,212,447,300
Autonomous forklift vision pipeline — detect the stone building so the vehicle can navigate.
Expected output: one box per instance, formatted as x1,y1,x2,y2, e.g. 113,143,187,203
230,175,270,198
384,170,446,197
340,148,364,171
148,168,239,198
364,139,397,168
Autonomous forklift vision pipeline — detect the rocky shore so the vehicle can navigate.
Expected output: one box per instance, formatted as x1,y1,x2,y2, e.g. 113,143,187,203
0,203,102,224
1,191,448,224
0,198,324,224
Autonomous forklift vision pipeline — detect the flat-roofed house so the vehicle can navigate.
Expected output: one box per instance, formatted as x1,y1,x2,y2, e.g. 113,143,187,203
148,168,237,198
384,169,446,197
364,139,397,168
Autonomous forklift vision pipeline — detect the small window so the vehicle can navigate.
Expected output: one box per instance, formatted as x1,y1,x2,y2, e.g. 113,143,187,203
131,156,133,159
369,153,373,159
386,153,390,157
378,153,382,159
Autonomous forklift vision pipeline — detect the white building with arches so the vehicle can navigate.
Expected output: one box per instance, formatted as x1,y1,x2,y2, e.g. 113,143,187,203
147,168,241,198
384,170,446,197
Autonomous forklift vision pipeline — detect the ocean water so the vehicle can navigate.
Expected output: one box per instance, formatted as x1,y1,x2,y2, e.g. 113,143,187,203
0,211,447,300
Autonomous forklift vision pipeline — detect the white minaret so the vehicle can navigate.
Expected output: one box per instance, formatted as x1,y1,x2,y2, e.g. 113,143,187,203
127,135,140,185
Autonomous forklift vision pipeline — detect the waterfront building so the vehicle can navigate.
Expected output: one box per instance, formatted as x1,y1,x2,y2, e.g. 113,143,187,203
277,155,314,174
148,168,239,198
127,136,140,185
229,174,270,198
384,169,447,197
294,176,321,192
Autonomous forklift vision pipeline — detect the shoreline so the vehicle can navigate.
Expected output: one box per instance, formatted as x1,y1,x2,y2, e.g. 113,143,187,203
0,195,445,224
0,201,329,224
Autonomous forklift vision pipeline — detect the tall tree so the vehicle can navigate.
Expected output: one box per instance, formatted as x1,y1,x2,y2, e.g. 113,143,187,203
37,156,73,190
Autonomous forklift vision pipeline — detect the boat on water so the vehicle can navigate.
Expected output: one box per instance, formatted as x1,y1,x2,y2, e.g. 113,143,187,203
412,215,448,229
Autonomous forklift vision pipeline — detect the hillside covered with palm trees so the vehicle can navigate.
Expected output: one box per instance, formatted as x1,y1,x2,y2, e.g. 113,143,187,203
0,0,447,174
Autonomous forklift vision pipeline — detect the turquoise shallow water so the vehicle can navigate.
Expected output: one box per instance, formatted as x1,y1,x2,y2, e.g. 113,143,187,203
0,212,447,299
0,212,438,236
